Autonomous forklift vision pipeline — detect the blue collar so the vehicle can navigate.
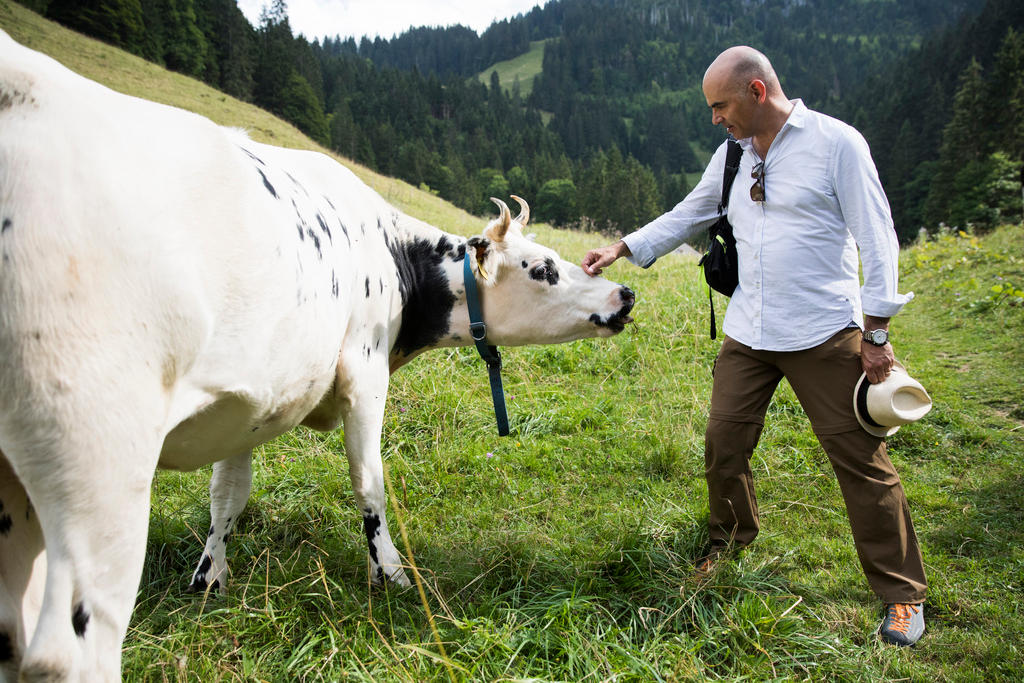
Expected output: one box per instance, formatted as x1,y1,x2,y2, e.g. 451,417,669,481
463,252,509,436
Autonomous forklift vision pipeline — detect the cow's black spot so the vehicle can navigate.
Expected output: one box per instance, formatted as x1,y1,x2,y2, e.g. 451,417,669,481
306,228,322,258
363,513,381,564
316,213,332,242
285,172,308,197
323,195,336,210
197,554,212,575
1,218,11,234
331,272,339,298
0,513,11,536
379,278,384,294
521,260,528,269
72,603,89,638
256,168,277,199
296,222,305,240
365,277,370,298
530,257,559,286
239,147,264,166
209,579,220,592
389,237,459,356
207,525,215,538
0,631,12,662
222,534,229,543
451,243,466,262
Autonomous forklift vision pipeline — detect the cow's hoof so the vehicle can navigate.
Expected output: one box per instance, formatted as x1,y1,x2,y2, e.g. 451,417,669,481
389,568,411,588
371,565,412,588
186,576,224,595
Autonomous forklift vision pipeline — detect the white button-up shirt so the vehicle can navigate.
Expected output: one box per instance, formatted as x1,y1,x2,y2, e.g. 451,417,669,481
622,100,912,352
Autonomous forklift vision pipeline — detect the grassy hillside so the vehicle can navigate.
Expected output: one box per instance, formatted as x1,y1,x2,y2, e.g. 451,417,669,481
475,38,549,98
3,2,1024,680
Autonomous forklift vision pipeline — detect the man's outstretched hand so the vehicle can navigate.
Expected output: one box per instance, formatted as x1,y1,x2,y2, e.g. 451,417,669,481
582,241,631,276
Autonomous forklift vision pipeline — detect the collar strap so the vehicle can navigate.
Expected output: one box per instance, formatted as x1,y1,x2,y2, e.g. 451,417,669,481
463,252,510,436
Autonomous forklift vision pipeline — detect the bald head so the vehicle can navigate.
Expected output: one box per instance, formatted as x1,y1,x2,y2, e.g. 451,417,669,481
703,46,783,100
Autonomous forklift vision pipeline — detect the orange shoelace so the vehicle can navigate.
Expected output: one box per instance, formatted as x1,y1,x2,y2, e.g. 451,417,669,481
886,603,921,634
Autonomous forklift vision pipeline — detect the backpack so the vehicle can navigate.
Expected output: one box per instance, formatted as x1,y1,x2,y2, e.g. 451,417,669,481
697,139,743,339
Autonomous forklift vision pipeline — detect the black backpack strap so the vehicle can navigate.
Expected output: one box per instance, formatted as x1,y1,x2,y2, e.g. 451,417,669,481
709,288,717,340
707,139,743,341
718,139,743,213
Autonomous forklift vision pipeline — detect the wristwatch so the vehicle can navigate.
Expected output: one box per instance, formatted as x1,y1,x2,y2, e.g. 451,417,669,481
863,328,889,346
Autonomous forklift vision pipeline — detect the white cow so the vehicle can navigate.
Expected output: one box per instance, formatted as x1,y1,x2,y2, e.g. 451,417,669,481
0,31,634,681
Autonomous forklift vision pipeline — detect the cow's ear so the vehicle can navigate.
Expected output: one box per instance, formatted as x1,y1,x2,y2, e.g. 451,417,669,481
488,197,512,242
467,236,492,279
467,236,490,262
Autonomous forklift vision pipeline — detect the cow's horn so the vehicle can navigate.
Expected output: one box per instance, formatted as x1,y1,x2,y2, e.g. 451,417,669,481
510,194,530,226
489,197,511,241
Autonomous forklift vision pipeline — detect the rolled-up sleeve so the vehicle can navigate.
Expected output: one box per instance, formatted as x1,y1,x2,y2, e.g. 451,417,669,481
834,128,914,317
622,142,728,268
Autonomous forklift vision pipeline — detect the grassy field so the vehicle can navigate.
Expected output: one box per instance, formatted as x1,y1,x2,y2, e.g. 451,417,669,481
475,39,549,99
3,2,1024,680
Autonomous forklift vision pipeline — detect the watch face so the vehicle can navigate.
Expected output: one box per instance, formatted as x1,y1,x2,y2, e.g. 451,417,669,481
870,329,887,344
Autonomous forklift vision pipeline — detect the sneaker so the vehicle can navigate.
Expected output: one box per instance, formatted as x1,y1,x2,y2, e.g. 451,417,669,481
879,602,925,646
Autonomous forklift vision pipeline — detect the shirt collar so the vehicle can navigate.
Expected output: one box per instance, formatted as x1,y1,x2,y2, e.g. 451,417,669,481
786,98,808,128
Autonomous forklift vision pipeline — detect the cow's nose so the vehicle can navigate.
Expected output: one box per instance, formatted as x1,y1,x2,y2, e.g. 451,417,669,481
619,286,635,313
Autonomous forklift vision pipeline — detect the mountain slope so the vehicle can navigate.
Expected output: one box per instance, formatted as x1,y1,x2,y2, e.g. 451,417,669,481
475,38,549,98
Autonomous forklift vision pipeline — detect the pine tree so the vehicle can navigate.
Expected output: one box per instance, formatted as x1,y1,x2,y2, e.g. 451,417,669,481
924,60,989,227
157,0,210,77
197,0,256,100
990,28,1024,164
47,0,146,55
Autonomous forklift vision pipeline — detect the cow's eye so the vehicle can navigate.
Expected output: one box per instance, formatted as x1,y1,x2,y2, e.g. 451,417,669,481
529,258,559,285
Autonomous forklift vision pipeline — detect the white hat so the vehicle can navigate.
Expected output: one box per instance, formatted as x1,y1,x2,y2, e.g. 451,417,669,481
853,363,932,437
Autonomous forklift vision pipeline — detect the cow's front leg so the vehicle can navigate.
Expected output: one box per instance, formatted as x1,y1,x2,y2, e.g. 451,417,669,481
188,451,252,594
340,367,410,587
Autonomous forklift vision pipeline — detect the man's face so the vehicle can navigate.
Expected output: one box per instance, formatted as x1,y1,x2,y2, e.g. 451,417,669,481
703,75,757,139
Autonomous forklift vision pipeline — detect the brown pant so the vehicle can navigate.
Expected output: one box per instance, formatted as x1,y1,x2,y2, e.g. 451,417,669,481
705,327,927,603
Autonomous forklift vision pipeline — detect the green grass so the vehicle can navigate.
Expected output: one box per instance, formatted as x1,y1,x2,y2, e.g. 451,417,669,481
4,3,1024,680
475,39,549,98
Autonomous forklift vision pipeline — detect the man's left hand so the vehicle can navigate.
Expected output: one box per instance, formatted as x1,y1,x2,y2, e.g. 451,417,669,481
861,340,895,384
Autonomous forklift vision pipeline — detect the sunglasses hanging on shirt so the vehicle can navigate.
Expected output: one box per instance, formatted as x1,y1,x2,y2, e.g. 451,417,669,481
751,161,766,202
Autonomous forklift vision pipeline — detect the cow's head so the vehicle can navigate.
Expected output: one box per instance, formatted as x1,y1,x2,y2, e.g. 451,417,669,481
467,197,634,346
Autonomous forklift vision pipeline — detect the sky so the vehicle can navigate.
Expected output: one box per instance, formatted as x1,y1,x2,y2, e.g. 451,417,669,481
236,0,549,43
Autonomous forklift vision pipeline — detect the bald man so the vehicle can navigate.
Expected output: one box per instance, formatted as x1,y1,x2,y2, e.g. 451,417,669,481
582,46,927,647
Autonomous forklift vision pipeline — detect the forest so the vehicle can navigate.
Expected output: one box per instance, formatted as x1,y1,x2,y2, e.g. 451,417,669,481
16,0,1024,240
